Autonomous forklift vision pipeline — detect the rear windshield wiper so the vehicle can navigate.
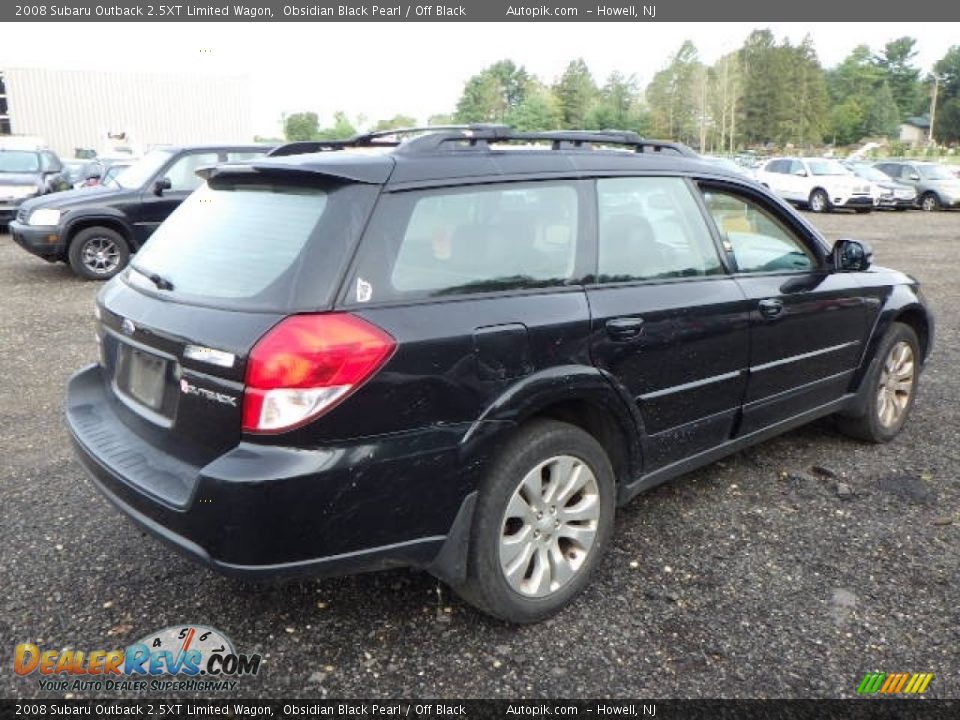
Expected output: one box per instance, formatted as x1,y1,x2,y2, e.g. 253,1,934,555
132,264,175,291
148,273,175,291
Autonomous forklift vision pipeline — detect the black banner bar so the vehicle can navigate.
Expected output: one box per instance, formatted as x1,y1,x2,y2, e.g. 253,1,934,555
2,700,960,720
3,0,959,22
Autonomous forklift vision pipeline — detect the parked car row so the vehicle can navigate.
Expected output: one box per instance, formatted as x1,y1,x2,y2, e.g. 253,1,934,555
752,156,960,213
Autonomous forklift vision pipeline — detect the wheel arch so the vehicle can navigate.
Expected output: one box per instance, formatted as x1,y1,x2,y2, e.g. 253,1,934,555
459,366,644,489
63,214,134,254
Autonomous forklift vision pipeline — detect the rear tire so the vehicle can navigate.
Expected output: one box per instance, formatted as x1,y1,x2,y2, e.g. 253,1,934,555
809,189,830,213
68,226,130,280
837,322,920,443
454,419,616,623
920,193,940,212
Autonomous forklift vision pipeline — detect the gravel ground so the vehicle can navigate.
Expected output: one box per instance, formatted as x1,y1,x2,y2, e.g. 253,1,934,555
1,210,958,700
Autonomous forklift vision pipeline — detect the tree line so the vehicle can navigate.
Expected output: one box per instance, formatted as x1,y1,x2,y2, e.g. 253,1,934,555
283,31,960,150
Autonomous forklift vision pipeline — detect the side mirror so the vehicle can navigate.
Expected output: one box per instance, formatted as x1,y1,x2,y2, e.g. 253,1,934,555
908,173,921,181
153,177,172,196
832,239,872,272
794,169,807,177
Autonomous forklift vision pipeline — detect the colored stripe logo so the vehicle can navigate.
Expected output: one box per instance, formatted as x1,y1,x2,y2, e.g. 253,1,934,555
857,672,933,695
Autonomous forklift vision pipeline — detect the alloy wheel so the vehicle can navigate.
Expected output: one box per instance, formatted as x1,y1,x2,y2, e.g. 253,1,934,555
498,454,601,598
81,236,121,276
876,340,915,428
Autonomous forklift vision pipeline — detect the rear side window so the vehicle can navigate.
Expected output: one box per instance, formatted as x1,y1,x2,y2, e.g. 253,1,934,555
347,181,579,304
597,177,723,283
130,181,327,301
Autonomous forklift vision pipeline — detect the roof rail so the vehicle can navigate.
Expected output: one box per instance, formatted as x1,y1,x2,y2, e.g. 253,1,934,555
267,125,696,158
267,124,512,157
398,127,698,157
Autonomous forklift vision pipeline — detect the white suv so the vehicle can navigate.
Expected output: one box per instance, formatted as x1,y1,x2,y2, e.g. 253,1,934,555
755,157,880,213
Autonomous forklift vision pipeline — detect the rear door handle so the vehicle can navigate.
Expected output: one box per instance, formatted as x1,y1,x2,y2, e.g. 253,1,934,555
758,298,785,318
605,316,645,340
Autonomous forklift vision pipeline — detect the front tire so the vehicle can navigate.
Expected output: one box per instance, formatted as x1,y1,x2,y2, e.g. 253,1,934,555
809,189,830,213
455,419,616,623
838,322,920,443
68,226,130,280
920,192,940,212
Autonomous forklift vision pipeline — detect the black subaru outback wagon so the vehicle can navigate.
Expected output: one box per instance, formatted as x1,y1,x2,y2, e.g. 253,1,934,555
66,127,933,622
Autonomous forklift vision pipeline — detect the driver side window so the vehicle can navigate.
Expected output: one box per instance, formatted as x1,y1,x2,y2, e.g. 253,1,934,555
702,189,816,274
163,152,219,192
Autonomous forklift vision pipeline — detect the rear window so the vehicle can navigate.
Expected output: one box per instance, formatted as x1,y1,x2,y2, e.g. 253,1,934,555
130,181,329,305
346,181,580,304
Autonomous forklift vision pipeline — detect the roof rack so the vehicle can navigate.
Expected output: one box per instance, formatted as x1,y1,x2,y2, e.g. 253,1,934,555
267,125,511,157
398,127,698,157
267,124,696,158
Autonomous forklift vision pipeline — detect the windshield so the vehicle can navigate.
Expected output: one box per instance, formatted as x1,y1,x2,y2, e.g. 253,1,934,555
131,182,329,301
0,150,41,173
919,164,955,181
807,159,850,176
853,166,890,182
112,149,172,189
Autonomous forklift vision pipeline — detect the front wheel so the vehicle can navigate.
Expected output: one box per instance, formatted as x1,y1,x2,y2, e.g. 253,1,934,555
838,322,920,443
454,419,616,623
809,189,830,213
68,226,130,280
920,193,940,212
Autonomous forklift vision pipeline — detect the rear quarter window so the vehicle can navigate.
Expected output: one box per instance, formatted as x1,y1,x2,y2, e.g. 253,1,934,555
346,181,581,304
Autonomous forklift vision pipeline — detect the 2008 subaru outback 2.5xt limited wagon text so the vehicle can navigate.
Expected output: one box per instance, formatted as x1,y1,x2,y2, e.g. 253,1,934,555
66,127,933,623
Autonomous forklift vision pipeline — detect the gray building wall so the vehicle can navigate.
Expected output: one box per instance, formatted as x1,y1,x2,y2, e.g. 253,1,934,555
2,67,252,157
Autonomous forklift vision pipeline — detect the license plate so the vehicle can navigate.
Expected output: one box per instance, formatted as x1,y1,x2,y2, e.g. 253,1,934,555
121,347,167,411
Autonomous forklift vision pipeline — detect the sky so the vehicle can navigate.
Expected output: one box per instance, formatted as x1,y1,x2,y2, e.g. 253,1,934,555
2,22,957,136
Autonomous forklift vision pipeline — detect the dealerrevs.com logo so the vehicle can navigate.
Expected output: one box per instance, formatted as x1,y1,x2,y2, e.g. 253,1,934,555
14,625,261,693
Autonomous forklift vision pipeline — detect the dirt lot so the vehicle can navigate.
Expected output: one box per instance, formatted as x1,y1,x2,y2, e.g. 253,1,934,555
1,210,958,700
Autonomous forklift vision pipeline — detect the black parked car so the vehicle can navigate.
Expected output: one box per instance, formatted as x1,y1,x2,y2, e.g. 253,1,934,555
66,127,933,622
9,144,272,279
0,146,71,226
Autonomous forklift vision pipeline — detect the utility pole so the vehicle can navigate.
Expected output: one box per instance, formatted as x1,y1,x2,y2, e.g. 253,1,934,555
928,74,940,146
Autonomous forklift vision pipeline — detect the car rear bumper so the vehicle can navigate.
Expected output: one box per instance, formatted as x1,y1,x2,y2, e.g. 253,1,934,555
65,364,479,579
9,220,65,257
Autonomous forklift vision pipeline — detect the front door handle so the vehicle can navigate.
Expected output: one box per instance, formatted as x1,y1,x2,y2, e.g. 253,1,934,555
758,298,785,318
605,316,645,340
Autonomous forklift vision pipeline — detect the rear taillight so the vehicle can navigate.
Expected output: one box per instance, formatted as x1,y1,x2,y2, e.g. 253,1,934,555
242,313,395,433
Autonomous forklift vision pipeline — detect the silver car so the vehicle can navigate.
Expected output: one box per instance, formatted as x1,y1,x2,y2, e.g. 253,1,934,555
873,161,960,211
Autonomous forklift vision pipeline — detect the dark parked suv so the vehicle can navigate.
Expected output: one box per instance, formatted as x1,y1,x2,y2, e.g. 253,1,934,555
9,144,271,279
0,145,70,226
66,127,933,622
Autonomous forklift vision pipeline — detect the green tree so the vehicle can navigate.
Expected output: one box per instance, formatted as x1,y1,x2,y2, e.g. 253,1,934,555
708,51,743,153
554,58,598,129
316,111,358,140
373,115,418,131
585,71,648,133
284,111,320,141
874,37,924,119
454,60,534,123
738,29,781,145
932,45,960,143
645,41,703,145
862,82,901,138
826,44,893,143
505,87,562,131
